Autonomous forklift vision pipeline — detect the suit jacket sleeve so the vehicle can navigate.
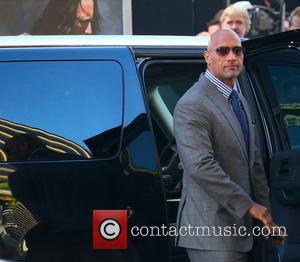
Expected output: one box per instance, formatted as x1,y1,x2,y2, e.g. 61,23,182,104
251,143,271,211
174,101,254,220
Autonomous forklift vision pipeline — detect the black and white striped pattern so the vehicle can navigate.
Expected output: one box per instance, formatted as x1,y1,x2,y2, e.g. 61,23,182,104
204,69,233,99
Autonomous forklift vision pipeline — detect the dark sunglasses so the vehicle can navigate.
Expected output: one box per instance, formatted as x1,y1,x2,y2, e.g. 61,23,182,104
209,46,244,57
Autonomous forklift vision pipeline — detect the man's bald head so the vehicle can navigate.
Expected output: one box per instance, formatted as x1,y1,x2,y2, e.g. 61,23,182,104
207,28,241,50
204,28,243,87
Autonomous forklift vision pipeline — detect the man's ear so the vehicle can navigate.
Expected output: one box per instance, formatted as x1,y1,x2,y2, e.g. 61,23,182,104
204,50,210,65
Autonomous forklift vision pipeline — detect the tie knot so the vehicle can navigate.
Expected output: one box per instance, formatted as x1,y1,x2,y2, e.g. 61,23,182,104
229,90,239,101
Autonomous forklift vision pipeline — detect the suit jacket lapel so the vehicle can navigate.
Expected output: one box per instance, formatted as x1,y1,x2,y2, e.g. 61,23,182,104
201,76,249,162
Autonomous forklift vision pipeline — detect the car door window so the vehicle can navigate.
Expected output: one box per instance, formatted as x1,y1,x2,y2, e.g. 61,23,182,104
143,61,205,197
0,60,123,161
268,65,300,149
245,47,300,151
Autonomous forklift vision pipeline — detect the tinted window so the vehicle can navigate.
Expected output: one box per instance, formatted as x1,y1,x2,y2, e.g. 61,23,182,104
0,60,123,161
268,65,300,149
145,62,202,116
245,47,300,151
143,61,204,198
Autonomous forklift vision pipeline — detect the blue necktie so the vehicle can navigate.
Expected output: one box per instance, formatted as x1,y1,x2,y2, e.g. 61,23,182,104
229,90,249,154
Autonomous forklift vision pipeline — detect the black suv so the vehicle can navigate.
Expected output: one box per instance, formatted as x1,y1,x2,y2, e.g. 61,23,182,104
0,31,299,262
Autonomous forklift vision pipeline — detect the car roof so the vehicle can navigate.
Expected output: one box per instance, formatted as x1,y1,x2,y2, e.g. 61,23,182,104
0,35,209,48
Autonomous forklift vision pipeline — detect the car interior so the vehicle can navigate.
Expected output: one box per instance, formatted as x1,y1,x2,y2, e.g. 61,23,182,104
143,60,206,260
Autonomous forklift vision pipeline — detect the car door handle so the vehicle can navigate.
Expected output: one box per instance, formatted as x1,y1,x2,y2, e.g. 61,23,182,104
281,190,295,201
279,190,300,205
278,160,292,176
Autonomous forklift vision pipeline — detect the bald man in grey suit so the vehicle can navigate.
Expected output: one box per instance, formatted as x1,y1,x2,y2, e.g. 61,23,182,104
174,29,284,261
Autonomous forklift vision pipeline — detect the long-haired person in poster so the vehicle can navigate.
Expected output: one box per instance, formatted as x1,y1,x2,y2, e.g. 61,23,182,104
31,0,101,35
0,0,124,35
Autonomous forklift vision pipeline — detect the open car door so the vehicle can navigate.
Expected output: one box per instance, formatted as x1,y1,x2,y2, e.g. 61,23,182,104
243,30,300,262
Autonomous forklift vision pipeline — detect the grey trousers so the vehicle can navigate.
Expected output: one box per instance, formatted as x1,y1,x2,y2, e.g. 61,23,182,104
186,248,248,262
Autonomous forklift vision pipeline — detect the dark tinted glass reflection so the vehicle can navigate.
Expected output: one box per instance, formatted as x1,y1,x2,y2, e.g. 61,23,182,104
0,60,123,160
268,65,300,149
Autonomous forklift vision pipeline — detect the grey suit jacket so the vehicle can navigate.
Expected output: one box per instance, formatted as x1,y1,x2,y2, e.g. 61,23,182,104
174,74,270,252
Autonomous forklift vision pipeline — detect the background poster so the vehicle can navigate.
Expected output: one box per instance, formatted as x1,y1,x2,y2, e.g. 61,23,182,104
0,0,123,35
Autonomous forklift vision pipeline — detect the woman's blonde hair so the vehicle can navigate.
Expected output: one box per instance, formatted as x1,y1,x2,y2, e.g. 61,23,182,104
220,5,251,32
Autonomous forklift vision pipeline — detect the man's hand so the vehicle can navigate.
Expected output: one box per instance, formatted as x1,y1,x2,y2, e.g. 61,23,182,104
247,203,286,245
248,203,273,228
